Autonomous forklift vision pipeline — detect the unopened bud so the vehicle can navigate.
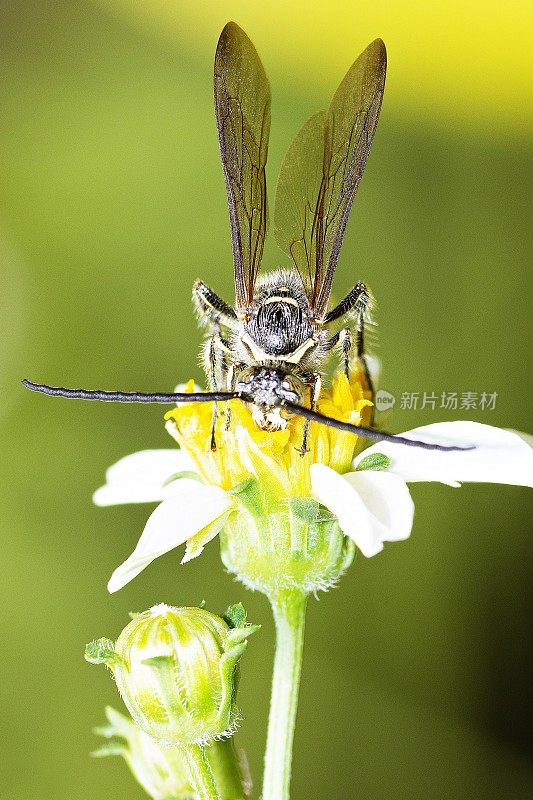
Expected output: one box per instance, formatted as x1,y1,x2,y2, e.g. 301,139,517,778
93,706,194,799
93,706,253,800
85,603,258,746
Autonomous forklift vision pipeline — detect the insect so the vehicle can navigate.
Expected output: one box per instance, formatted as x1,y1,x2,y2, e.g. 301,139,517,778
23,23,471,454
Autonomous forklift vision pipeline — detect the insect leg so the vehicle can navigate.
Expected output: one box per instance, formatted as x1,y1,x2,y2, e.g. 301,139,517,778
324,281,374,389
193,280,238,331
299,373,322,456
224,364,235,431
341,329,352,379
323,282,370,325
204,334,231,451
325,329,353,379
328,281,374,382
355,311,375,410
205,338,219,451
327,325,374,423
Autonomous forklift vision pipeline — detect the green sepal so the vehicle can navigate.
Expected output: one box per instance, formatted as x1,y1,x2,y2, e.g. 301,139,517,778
92,724,116,738
85,638,121,667
182,515,228,563
224,603,260,649
142,655,174,670
163,470,203,486
224,602,247,629
229,477,264,516
316,507,338,522
91,741,125,758
288,497,320,523
226,623,261,647
355,452,391,471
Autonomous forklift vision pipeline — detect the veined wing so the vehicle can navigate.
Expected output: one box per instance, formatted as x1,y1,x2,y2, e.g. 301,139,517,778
214,22,271,311
274,39,386,319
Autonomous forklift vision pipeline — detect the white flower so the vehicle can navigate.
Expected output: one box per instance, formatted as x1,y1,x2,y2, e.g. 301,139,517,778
96,422,533,591
94,450,232,592
310,422,533,558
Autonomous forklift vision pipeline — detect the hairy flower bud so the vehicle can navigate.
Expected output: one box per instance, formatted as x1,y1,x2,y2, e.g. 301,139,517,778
86,603,258,746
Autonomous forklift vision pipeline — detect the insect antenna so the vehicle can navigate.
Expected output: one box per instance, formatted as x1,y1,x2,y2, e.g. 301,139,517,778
22,380,474,452
21,380,240,404
283,401,475,453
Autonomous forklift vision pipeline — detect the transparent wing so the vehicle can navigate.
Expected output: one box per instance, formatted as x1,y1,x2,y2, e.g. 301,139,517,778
274,39,386,318
214,22,271,310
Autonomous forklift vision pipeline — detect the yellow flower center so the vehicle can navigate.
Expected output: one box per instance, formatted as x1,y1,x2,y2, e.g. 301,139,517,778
164,367,372,499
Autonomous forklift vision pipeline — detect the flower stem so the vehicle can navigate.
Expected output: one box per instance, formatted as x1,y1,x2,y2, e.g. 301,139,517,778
209,738,251,798
262,589,308,800
182,743,221,800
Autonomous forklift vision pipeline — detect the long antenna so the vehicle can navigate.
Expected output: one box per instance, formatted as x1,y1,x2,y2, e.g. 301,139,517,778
283,401,474,452
22,380,239,404
22,379,474,452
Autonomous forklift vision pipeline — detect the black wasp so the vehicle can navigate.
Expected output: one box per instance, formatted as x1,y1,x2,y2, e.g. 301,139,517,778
24,23,470,454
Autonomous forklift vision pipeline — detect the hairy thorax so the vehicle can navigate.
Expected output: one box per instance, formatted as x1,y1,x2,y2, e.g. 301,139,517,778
232,269,327,374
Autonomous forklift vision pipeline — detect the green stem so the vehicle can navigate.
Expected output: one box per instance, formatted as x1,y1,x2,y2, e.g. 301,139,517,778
262,589,308,800
209,738,251,799
182,743,220,800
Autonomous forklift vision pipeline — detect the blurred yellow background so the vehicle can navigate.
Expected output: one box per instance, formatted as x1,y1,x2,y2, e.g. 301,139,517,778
94,0,533,134
1,2,532,799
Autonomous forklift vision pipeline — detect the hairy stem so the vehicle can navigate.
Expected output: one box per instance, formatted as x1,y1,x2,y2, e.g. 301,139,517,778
262,589,308,800
182,743,220,800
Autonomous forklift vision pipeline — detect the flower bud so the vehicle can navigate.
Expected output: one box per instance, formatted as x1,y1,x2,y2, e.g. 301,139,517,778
85,603,258,746
94,706,253,800
93,706,194,799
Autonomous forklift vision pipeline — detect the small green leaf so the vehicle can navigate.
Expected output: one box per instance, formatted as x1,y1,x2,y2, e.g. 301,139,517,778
355,452,391,472
224,602,247,629
85,638,117,666
163,470,203,486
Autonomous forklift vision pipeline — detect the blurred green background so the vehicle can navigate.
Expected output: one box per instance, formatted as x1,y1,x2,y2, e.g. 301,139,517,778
1,1,532,798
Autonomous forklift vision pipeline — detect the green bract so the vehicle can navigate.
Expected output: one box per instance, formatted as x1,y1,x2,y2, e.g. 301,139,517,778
221,479,356,595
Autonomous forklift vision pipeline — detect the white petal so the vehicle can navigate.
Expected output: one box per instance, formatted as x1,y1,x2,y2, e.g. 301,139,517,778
93,449,199,506
508,429,533,449
107,484,231,592
342,471,414,543
310,464,414,557
352,422,533,488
